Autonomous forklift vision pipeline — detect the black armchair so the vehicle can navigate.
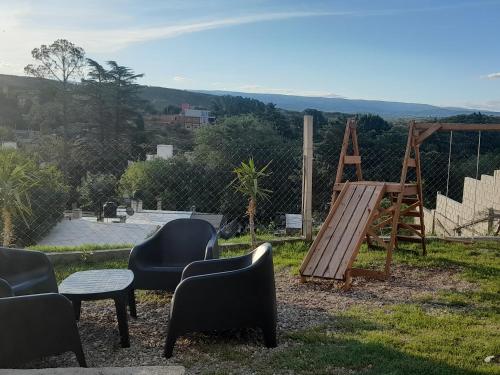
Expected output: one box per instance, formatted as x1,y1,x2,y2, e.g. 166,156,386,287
0,247,86,368
0,246,57,295
164,243,277,358
129,218,218,292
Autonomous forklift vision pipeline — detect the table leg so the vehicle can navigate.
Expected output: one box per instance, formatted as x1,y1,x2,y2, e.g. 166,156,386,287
72,300,81,321
114,295,130,348
128,289,137,319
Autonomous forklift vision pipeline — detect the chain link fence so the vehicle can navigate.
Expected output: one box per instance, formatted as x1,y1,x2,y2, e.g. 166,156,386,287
2,131,499,249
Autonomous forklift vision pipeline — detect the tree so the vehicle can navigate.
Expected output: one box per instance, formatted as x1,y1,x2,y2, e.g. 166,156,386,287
231,159,272,249
78,172,118,215
0,151,38,246
164,105,181,115
106,61,144,133
81,58,112,141
24,39,86,139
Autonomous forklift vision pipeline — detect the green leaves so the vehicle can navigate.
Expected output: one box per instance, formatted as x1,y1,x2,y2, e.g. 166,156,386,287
231,158,272,202
0,151,38,224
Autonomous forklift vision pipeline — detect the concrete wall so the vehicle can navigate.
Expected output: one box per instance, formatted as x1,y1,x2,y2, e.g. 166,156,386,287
428,170,500,236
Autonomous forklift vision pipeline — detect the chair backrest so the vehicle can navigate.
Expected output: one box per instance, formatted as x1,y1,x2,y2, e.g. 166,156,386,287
251,243,272,265
158,218,217,265
0,247,57,295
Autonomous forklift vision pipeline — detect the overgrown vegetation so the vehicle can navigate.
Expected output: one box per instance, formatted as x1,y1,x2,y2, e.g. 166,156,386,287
0,149,68,246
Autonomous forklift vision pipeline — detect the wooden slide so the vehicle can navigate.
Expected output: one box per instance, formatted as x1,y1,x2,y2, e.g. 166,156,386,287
300,182,386,281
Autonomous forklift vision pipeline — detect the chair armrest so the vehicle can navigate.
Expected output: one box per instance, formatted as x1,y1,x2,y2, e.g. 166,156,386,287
0,293,76,326
0,277,13,297
0,293,83,367
181,255,248,280
0,248,58,294
128,230,161,267
204,231,219,259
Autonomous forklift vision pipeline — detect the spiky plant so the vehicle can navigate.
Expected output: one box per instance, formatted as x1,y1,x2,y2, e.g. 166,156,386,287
232,158,272,249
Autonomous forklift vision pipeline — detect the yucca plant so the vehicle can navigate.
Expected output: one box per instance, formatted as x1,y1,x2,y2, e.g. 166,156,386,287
0,151,37,246
231,158,272,249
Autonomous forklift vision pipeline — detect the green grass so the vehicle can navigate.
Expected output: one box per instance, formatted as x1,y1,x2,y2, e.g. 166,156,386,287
270,303,499,375
52,240,500,374
221,240,308,271
30,243,132,253
219,232,301,245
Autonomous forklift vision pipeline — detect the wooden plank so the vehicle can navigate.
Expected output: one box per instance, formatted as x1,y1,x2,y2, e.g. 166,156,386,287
415,124,442,144
407,158,416,168
300,183,353,275
386,122,415,276
396,235,424,243
400,211,421,217
366,229,389,249
313,185,366,277
301,115,314,240
398,222,423,237
332,120,353,202
344,155,361,164
351,268,387,280
313,185,367,278
324,185,376,279
302,185,356,276
350,127,363,180
332,186,385,279
414,123,500,132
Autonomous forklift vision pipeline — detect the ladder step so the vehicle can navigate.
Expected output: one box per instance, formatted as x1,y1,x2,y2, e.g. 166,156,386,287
398,223,422,230
391,197,419,204
344,155,361,164
400,211,421,217
397,235,424,243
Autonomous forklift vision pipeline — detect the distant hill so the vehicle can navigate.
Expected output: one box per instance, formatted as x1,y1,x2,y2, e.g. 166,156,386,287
140,85,217,110
198,90,499,119
0,74,218,109
2,74,498,119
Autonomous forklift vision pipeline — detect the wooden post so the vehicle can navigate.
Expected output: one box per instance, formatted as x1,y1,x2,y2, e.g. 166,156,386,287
488,208,494,234
302,115,314,241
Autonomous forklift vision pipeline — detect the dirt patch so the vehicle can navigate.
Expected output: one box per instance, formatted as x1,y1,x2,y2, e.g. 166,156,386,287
26,265,476,373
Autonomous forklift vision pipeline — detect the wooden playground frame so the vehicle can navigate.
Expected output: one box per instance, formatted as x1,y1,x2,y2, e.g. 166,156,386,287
300,119,500,289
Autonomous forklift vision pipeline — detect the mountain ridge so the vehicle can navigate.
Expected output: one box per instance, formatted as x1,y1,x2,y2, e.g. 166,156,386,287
1,74,497,118
197,90,498,118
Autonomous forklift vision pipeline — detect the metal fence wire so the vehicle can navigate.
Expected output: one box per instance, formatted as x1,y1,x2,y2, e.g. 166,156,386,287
3,134,500,248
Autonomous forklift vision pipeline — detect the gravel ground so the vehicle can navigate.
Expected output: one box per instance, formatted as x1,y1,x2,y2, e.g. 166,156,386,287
26,265,476,373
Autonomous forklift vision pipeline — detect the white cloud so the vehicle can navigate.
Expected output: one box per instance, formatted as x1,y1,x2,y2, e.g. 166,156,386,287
0,7,342,75
460,100,500,112
483,72,500,80
173,76,191,82
239,84,342,98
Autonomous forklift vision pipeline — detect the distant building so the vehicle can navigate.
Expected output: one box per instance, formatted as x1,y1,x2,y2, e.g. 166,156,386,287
0,141,17,149
144,103,215,131
146,144,174,160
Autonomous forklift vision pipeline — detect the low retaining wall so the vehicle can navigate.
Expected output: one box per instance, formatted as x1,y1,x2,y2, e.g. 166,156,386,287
46,237,305,265
44,236,499,265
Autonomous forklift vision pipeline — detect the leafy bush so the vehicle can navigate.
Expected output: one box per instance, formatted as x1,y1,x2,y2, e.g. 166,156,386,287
0,149,69,246
78,172,118,214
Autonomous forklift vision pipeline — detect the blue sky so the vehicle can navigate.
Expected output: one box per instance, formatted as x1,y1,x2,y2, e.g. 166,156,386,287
0,0,499,110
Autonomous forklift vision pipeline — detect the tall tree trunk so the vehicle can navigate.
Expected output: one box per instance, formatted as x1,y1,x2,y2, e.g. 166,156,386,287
2,208,13,247
248,198,256,250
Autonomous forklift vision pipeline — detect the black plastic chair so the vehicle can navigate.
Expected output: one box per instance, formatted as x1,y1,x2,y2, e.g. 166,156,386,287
0,247,86,368
129,218,218,292
164,243,277,358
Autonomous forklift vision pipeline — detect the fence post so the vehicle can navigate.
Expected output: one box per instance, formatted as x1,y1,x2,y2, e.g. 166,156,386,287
302,115,313,241
488,207,494,234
